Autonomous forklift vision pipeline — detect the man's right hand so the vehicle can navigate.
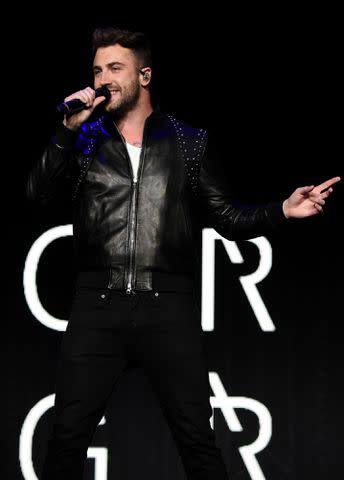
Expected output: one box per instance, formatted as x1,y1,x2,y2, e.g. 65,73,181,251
62,87,107,131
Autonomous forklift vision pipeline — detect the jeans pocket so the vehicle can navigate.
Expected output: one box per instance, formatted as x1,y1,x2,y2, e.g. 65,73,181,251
73,287,111,309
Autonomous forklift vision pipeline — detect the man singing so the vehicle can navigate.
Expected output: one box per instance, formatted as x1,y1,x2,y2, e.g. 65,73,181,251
27,27,340,480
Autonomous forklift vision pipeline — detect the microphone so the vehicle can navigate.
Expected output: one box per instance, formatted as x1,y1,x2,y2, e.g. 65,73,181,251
56,86,111,115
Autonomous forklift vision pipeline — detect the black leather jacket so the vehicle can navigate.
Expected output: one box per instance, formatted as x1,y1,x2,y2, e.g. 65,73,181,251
27,110,287,292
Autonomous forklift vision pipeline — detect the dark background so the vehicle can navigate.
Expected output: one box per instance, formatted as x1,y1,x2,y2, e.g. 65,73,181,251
4,6,343,479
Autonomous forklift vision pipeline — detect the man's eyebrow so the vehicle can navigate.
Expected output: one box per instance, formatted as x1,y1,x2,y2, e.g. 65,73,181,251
93,61,126,71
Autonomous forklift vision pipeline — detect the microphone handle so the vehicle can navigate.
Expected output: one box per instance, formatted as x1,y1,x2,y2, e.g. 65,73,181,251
56,87,110,115
56,98,85,114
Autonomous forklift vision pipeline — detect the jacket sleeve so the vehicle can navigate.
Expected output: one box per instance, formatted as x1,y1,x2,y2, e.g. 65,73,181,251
198,138,289,240
27,124,79,205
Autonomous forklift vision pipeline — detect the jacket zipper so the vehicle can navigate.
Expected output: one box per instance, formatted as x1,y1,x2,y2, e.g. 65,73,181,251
113,121,148,294
126,179,138,294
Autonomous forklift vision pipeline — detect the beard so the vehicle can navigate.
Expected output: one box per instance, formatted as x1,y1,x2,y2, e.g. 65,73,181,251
106,78,141,119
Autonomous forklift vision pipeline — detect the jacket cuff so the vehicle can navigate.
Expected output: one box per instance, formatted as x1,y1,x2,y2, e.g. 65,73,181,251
53,124,79,150
265,201,289,227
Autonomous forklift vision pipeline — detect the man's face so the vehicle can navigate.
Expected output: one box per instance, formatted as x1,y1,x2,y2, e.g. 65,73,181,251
93,44,141,115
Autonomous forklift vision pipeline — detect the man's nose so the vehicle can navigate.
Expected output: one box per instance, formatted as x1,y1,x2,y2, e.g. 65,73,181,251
98,71,112,86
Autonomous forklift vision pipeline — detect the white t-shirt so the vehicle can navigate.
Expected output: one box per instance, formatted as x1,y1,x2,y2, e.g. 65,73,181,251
126,142,141,182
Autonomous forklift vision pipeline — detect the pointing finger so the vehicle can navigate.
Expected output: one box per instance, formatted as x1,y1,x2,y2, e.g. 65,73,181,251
319,176,341,193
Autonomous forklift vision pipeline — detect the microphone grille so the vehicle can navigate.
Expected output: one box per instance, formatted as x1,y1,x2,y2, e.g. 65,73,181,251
95,86,111,101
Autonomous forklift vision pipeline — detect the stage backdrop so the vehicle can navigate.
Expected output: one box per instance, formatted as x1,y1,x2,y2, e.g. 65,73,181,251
4,11,342,480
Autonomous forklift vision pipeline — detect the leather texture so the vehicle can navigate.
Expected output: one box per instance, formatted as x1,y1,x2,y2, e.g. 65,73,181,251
27,110,287,291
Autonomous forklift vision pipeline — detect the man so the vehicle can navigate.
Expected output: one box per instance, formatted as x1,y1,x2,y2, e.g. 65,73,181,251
27,27,340,480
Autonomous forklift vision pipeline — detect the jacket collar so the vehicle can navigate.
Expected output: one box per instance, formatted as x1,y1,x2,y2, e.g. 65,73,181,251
75,107,168,156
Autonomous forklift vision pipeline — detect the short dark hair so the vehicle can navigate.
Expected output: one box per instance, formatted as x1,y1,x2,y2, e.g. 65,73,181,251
92,27,152,68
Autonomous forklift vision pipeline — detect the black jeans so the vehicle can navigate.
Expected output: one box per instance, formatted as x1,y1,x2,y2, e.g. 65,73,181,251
41,287,228,479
